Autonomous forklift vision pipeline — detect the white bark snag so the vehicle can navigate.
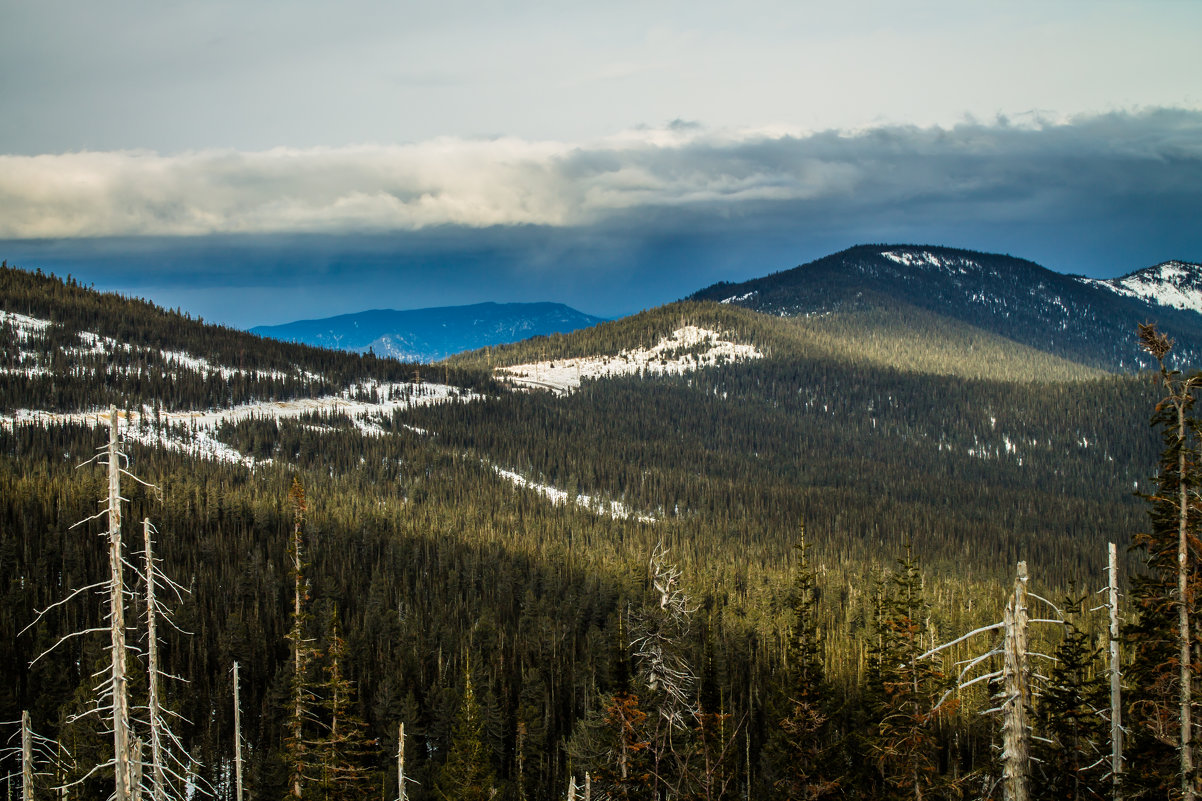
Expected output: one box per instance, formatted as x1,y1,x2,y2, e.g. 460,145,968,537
144,520,166,801
130,738,144,801
1109,542,1123,800
396,722,405,801
1180,395,1196,801
21,710,32,801
108,408,132,801
233,662,244,801
1001,561,1030,801
288,483,305,801
566,775,576,801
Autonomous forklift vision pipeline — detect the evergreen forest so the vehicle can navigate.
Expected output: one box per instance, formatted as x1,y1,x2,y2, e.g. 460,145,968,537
4,263,1202,800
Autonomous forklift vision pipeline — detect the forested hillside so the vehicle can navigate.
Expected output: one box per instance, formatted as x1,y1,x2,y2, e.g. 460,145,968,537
689,244,1202,371
1,262,1198,800
0,262,495,413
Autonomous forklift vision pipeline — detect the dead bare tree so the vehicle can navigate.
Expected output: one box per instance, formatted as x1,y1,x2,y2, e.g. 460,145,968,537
232,664,243,801
0,712,72,801
105,408,134,801
916,561,1069,801
631,545,698,730
1106,542,1124,800
136,519,197,801
20,408,200,801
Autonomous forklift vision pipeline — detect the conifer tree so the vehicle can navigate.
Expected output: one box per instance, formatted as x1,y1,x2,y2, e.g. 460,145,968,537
284,478,318,800
1126,324,1202,800
311,613,376,801
436,662,496,801
567,692,652,801
867,547,953,801
1032,597,1106,801
772,523,840,800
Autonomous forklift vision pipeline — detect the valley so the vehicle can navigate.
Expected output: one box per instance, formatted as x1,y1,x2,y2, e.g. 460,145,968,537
0,246,1196,800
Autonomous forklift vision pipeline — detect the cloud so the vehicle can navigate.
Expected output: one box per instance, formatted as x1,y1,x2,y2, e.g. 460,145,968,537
3,109,1199,240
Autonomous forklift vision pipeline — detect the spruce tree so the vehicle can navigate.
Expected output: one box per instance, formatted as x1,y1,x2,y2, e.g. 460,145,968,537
567,692,653,801
1033,597,1107,801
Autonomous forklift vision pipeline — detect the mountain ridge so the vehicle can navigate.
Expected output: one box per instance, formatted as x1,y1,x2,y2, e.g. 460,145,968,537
689,244,1202,371
251,300,605,362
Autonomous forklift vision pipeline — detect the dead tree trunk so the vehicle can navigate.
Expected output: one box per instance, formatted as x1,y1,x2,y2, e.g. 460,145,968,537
107,408,132,801
130,739,143,801
1178,396,1196,801
233,662,243,801
286,479,309,801
395,722,406,801
143,520,166,801
21,710,32,801
1001,561,1030,801
1109,542,1123,801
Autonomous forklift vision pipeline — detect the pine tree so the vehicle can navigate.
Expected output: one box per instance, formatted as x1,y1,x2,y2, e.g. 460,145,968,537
772,524,841,800
866,546,953,801
311,612,376,801
567,692,652,801
284,478,319,800
436,662,496,801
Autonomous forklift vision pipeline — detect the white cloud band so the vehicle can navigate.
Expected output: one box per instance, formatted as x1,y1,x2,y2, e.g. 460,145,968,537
1,110,1199,239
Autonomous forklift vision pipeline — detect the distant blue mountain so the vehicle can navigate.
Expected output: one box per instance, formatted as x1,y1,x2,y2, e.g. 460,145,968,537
250,301,606,363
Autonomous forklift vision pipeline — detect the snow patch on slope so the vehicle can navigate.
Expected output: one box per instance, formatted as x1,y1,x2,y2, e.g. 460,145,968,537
720,291,756,304
492,465,656,523
0,310,324,382
2,381,474,467
0,310,52,339
498,326,762,394
880,250,973,275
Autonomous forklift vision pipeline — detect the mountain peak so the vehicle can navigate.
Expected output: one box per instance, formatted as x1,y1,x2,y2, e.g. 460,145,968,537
691,244,1202,371
1082,259,1202,315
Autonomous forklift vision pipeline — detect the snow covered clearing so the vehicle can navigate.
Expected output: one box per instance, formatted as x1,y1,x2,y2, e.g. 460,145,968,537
2,381,475,467
498,325,762,394
492,465,656,524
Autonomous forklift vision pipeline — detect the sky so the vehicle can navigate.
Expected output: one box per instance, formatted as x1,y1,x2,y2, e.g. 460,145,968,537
1,0,1201,327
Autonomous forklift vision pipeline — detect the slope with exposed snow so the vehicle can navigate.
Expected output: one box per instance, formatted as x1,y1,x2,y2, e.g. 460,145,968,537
3,380,474,467
497,325,762,394
1081,261,1202,315
690,244,1202,372
491,465,657,524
